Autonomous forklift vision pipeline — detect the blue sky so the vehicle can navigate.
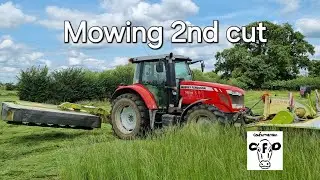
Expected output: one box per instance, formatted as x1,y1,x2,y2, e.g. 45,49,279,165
0,0,319,82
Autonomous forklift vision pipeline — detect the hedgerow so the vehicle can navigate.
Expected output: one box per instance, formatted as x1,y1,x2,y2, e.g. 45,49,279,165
17,66,53,103
262,77,320,90
16,65,320,104
17,65,134,104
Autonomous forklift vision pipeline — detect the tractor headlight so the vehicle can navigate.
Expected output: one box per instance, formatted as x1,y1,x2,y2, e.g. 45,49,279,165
232,104,245,109
227,90,244,109
226,90,242,96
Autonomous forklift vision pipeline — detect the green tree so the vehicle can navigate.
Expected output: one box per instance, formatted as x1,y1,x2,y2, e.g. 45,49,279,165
5,83,17,91
99,64,135,98
17,66,53,102
215,21,315,89
308,60,320,77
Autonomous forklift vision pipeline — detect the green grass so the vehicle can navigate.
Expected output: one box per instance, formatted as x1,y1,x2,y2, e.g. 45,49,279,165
0,89,17,97
0,91,116,180
59,125,320,180
0,90,319,180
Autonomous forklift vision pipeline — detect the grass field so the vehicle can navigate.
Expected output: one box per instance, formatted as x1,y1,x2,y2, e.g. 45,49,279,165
0,90,319,180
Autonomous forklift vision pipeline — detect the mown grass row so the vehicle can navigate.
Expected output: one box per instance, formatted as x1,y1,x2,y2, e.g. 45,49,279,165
0,91,114,180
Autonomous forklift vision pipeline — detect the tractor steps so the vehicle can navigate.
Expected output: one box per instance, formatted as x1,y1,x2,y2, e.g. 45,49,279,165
1,102,102,129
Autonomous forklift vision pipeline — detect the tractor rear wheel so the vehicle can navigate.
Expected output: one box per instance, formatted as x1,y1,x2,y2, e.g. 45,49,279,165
111,93,149,140
184,104,225,125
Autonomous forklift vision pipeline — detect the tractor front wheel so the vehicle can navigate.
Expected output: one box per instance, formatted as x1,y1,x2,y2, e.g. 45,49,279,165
184,104,224,125
111,93,149,140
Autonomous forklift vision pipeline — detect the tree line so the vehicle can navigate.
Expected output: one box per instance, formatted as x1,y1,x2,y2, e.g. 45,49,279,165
0,82,18,91
16,65,134,104
214,21,319,89
15,64,320,104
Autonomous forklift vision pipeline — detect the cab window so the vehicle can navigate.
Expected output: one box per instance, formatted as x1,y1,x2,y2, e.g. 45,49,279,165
141,61,166,84
175,61,192,80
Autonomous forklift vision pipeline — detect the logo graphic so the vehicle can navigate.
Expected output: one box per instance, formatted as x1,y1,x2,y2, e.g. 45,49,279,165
247,131,283,170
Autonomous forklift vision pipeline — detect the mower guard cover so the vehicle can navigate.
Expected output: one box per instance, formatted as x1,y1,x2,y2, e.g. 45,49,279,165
270,111,294,124
1,101,101,129
247,116,320,130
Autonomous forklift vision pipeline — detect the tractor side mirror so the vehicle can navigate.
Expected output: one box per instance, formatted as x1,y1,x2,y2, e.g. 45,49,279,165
156,61,164,72
201,61,205,72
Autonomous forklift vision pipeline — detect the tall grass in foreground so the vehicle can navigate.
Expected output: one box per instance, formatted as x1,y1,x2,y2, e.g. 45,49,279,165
59,125,320,180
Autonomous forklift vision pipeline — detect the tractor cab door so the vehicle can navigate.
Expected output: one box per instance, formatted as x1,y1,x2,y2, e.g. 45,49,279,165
141,61,168,109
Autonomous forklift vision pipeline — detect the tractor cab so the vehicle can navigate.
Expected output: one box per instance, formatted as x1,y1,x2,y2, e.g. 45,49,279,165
128,53,205,111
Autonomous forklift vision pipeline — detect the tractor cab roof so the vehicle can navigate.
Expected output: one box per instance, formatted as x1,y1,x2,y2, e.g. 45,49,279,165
129,53,192,63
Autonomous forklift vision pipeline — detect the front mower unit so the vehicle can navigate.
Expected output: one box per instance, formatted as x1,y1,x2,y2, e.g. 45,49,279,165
1,101,102,129
246,91,320,130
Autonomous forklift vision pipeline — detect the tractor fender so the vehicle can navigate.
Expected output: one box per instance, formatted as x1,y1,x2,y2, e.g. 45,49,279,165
111,84,158,110
180,98,211,122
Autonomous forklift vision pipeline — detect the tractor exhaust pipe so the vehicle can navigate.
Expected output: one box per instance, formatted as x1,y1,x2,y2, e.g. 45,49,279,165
166,53,178,108
166,53,176,88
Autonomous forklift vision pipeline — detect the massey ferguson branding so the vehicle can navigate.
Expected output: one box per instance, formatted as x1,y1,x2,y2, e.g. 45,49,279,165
180,85,214,91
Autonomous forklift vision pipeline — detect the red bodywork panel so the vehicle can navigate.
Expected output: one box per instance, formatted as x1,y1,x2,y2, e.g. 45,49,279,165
114,81,245,113
180,81,245,113
114,84,158,110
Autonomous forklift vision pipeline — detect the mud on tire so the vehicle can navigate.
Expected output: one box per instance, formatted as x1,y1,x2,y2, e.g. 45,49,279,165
111,93,149,140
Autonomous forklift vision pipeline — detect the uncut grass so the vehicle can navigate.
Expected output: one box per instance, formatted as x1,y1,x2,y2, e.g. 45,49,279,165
59,125,320,180
1,90,320,179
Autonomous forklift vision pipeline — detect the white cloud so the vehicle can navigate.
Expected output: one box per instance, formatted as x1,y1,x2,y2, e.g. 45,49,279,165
171,24,235,71
0,67,18,72
199,7,267,22
55,65,69,71
39,6,124,30
40,0,198,30
39,0,199,49
101,0,199,18
27,52,44,61
67,50,128,70
39,59,52,67
296,18,320,38
100,0,142,12
314,45,320,59
68,50,86,65
276,0,300,13
173,43,231,71
0,35,51,82
0,1,36,28
110,57,130,68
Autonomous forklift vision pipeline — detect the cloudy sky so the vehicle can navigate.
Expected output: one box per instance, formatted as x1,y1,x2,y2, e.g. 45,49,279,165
0,0,319,82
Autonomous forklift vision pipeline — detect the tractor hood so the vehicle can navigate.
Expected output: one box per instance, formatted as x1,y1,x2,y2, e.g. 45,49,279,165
180,80,245,95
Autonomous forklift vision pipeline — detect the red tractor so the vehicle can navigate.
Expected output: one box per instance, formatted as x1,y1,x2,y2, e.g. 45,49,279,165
111,53,249,139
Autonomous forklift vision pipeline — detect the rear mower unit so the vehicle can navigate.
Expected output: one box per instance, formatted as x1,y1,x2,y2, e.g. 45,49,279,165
1,101,102,129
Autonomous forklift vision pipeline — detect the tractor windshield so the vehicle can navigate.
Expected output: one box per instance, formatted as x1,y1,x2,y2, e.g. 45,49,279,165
175,61,192,81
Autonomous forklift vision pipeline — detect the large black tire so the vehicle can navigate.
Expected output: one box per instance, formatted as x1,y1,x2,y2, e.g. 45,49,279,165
111,93,149,140
183,104,226,125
